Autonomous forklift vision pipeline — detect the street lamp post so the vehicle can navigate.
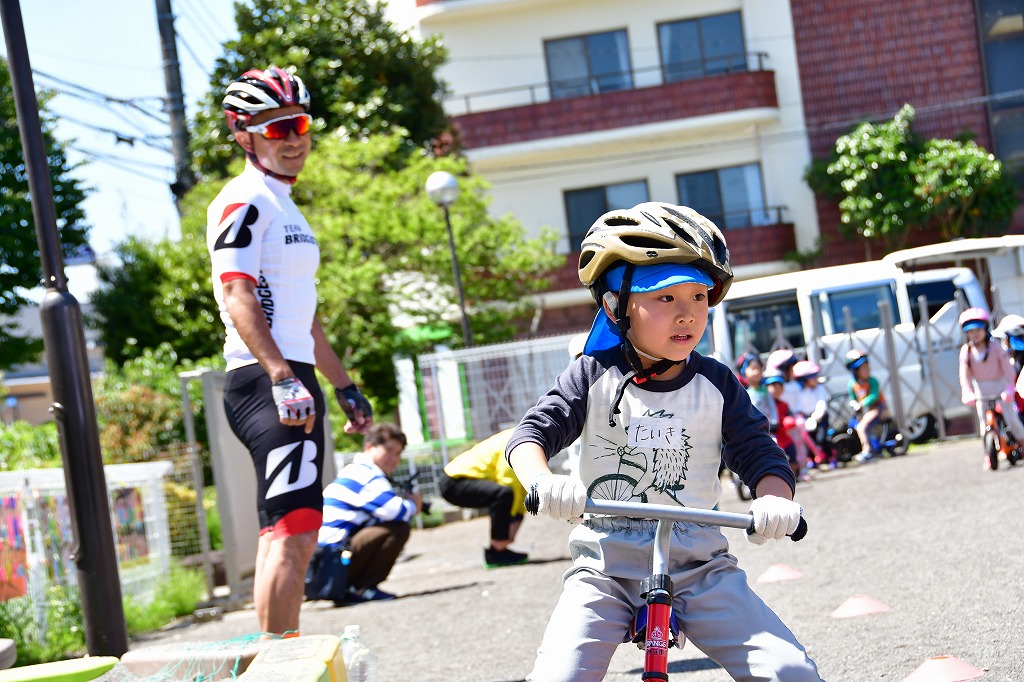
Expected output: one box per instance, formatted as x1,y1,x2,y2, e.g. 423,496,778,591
426,171,473,347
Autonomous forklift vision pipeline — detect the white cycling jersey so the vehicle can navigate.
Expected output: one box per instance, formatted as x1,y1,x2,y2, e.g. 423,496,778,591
207,163,320,370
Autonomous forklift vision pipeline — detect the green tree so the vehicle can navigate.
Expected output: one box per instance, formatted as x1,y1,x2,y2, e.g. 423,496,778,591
804,104,921,256
913,138,1017,240
189,0,448,178
805,104,1019,256
0,57,90,368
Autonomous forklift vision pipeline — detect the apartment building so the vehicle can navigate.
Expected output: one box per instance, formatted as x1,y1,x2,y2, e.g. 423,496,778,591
390,0,1024,336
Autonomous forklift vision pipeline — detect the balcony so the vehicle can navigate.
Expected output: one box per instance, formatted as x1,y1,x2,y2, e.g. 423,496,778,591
450,60,778,151
547,210,797,293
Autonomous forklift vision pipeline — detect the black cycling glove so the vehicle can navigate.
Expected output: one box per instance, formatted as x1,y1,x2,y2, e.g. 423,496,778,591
335,384,373,423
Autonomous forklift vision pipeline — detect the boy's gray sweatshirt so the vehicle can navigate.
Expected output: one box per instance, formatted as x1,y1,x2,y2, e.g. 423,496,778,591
507,349,796,509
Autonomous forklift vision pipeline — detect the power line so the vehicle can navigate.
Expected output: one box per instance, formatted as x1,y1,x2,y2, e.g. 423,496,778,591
188,0,229,36
175,32,209,75
176,0,226,53
68,144,175,173
33,69,169,125
67,150,171,185
57,113,172,153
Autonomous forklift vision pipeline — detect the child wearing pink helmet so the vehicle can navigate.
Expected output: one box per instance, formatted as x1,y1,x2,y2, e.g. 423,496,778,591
958,308,1024,452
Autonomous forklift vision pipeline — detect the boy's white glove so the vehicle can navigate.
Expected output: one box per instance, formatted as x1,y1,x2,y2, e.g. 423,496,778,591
530,474,587,520
747,495,802,545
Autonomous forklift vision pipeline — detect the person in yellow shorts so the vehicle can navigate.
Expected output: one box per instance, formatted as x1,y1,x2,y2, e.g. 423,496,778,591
440,429,528,567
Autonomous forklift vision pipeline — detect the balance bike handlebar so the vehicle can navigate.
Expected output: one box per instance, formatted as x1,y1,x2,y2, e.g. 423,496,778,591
525,492,807,542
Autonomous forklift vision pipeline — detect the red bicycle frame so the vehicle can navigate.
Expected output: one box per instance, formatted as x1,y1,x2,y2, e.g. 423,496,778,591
527,496,807,680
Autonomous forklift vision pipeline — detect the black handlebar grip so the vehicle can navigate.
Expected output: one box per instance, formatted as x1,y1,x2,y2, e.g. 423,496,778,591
790,517,808,542
525,488,539,515
746,515,808,541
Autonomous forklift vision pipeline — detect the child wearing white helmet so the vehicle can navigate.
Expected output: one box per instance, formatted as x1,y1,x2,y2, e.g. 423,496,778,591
958,308,1024,448
506,203,820,681
993,314,1024,379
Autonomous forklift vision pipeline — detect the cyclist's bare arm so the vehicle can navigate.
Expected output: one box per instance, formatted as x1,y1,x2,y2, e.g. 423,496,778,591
310,316,370,434
223,277,314,433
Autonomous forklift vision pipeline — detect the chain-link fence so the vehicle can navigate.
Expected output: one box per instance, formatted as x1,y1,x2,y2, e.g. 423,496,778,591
404,295,975,478
390,333,581,515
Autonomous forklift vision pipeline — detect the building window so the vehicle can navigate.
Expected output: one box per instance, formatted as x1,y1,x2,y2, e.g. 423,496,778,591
564,180,648,251
675,164,769,229
979,0,1024,186
545,30,632,101
658,12,746,83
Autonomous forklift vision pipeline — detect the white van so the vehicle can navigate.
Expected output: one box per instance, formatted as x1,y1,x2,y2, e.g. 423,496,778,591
698,259,988,441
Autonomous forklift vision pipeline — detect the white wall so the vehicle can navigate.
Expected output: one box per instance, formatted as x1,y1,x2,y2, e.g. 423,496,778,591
414,0,820,273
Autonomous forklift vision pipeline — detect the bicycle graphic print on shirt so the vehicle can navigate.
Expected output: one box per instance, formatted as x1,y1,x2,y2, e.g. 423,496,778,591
587,409,692,504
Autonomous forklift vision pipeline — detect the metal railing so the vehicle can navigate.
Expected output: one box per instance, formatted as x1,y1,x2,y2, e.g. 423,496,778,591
446,52,769,115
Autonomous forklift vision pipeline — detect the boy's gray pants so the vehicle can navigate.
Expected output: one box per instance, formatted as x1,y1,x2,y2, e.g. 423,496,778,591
527,517,823,682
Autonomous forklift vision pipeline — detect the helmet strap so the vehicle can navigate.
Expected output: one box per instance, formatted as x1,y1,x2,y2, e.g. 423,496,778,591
247,152,298,185
604,263,685,425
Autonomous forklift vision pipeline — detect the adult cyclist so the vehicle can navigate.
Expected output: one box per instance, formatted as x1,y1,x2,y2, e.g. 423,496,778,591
207,65,372,636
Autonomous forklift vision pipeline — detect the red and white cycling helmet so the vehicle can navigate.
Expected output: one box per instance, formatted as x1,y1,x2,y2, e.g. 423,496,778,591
958,307,990,332
223,65,311,131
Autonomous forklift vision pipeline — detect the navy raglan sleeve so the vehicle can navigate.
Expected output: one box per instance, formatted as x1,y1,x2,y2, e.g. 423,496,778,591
505,355,600,463
711,358,797,495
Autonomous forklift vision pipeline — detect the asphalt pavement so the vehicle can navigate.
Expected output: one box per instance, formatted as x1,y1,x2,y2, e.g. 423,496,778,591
135,437,1024,681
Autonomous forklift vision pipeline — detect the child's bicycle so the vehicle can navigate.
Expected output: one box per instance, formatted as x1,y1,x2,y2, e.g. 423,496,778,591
977,394,1023,471
828,398,906,464
525,494,807,679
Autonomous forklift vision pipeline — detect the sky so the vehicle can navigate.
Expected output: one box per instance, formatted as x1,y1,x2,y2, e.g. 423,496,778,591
0,0,239,299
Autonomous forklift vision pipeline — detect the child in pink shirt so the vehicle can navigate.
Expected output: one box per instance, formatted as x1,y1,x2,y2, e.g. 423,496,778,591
958,308,1024,443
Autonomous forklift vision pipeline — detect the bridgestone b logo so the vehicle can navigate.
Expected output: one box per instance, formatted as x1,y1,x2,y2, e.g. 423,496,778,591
215,203,256,250
265,440,319,499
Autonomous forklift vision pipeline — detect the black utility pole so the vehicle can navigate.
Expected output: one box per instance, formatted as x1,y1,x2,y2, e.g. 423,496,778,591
155,0,194,205
0,0,128,656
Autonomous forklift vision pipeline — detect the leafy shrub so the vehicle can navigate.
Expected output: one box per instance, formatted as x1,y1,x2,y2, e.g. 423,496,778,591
123,564,206,635
0,421,62,470
0,566,207,665
0,587,85,666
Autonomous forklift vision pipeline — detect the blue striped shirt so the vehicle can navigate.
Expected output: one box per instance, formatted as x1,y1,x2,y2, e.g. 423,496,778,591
317,453,417,547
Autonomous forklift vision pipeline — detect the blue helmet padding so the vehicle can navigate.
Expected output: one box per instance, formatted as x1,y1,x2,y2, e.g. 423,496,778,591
583,263,713,355
1009,335,1024,351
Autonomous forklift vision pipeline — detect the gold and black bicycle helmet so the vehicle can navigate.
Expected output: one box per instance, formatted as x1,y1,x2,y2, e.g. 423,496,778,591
578,202,733,306
577,203,734,425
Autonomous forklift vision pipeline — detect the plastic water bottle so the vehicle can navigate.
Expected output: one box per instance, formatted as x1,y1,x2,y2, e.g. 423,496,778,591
341,624,377,682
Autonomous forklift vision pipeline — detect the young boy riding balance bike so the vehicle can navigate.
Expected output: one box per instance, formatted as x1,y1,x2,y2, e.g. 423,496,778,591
506,203,821,681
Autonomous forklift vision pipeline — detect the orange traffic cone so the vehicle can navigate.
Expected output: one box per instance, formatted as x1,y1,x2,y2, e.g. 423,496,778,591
830,595,890,618
756,564,804,583
903,655,985,681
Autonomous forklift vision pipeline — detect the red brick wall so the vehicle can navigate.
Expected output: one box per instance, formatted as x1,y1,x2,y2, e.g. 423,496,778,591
790,0,993,265
452,71,778,150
